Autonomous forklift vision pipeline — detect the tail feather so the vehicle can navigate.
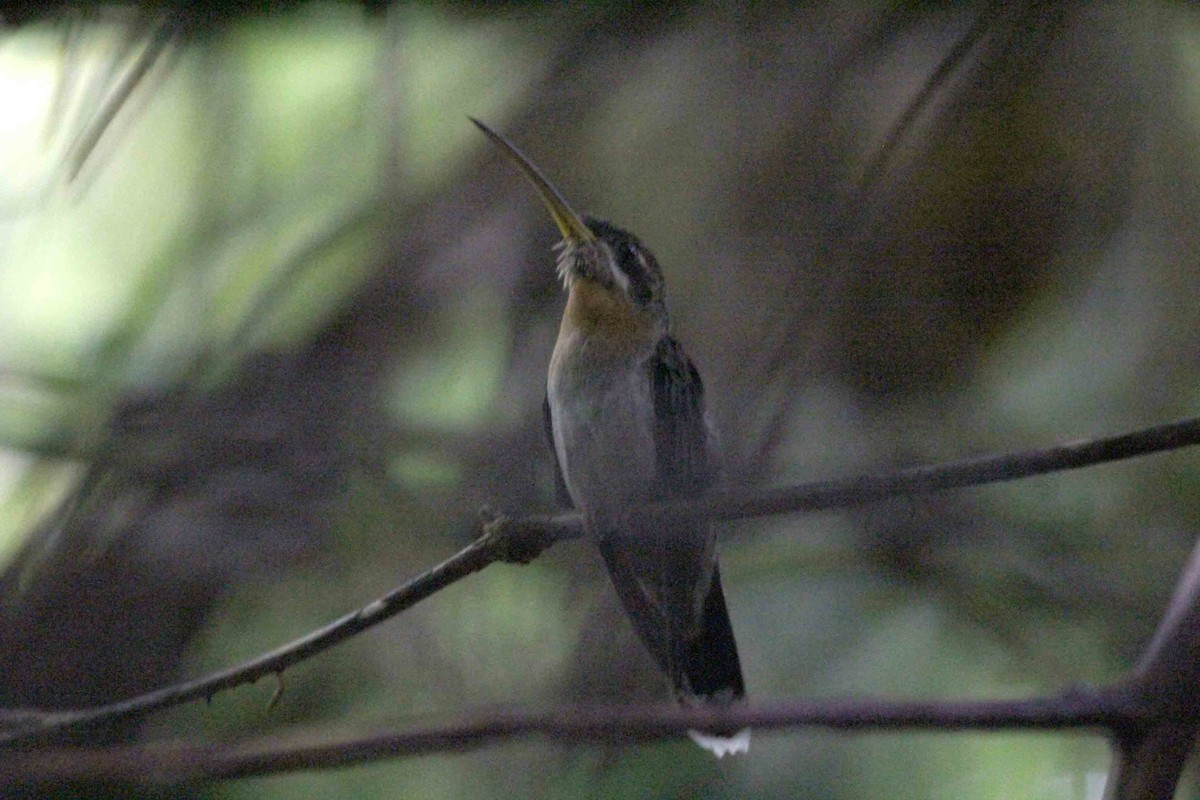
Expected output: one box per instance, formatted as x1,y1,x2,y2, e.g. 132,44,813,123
688,726,751,758
683,564,745,701
597,537,748,754
682,564,749,755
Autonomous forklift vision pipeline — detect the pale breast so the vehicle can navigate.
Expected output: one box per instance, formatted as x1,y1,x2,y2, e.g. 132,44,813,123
548,330,657,534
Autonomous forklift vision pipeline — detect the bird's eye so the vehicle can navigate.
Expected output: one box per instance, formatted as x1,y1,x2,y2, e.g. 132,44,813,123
615,243,647,283
616,242,638,272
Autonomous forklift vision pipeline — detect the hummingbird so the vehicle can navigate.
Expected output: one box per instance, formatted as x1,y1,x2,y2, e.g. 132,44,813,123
473,119,748,756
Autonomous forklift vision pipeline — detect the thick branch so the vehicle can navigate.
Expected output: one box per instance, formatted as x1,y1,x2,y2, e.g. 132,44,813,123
2,415,1198,746
0,688,1149,785
1103,534,1200,800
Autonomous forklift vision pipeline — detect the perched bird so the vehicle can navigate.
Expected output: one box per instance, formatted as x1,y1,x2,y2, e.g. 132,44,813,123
473,119,748,756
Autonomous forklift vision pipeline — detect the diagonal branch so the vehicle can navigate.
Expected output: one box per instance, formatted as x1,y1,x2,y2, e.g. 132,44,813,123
1103,534,1200,800
0,512,575,746
0,687,1151,786
3,415,1199,746
671,414,1200,525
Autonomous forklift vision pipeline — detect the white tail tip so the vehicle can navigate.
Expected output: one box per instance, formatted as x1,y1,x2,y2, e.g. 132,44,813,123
687,727,751,757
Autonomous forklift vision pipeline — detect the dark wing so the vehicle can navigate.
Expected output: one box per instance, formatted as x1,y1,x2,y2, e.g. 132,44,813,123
652,337,744,701
650,336,713,497
598,336,745,705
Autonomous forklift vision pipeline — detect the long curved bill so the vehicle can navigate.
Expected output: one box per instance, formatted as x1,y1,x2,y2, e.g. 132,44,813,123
471,118,595,245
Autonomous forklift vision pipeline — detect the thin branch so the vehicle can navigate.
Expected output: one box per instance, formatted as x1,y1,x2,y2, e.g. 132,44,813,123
3,415,1199,745
849,0,1010,196
1132,535,1200,689
656,414,1200,524
0,512,574,746
65,11,179,181
0,688,1150,786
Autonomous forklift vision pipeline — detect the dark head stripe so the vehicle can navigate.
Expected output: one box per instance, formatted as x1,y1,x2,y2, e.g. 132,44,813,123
584,216,663,304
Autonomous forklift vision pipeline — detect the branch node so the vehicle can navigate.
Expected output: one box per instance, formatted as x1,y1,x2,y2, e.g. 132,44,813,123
479,508,561,564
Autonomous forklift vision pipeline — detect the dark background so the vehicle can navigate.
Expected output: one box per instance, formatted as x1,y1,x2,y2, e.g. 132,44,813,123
0,2,1196,797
